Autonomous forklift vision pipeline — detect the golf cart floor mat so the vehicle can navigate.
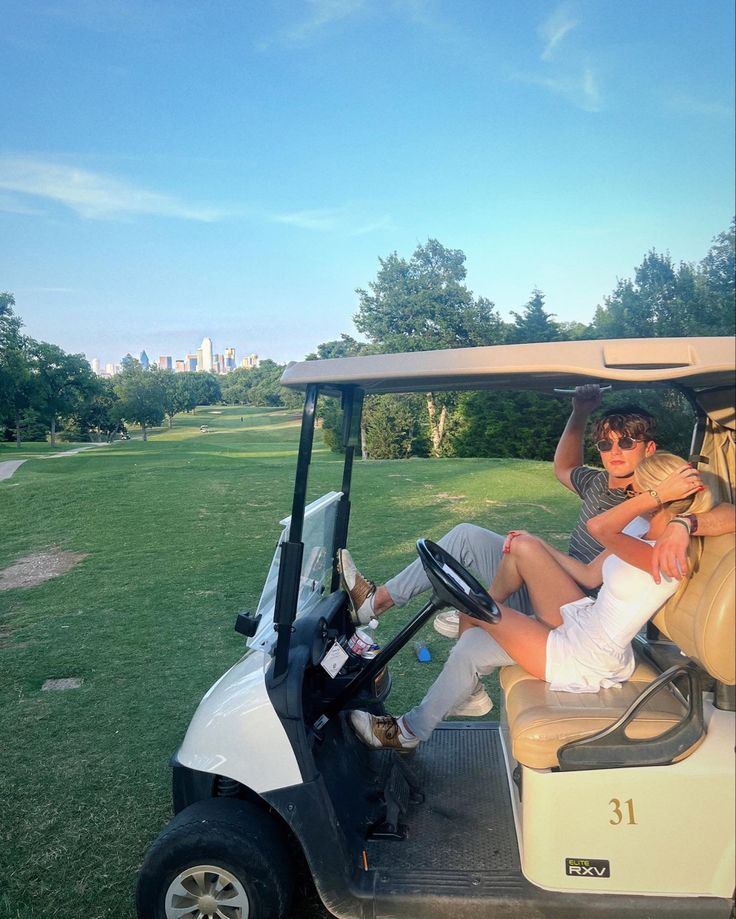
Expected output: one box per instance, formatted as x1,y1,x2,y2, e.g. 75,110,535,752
365,722,524,895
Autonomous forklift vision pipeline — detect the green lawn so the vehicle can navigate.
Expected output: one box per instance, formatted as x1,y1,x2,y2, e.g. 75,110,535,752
0,406,581,918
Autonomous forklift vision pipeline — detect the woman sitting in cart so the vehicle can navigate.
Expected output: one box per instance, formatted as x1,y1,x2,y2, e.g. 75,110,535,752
349,453,714,751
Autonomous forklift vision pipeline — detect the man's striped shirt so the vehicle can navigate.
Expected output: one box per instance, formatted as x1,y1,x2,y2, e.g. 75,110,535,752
568,465,629,564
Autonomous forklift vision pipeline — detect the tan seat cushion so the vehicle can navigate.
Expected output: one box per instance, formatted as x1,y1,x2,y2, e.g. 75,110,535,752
501,662,687,769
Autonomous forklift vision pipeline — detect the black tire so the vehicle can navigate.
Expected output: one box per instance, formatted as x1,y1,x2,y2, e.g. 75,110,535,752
136,797,295,919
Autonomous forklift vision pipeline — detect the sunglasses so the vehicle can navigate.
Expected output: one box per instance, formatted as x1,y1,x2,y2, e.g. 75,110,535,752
596,437,646,452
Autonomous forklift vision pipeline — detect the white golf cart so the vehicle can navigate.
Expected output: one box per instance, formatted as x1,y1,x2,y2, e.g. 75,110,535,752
137,337,735,919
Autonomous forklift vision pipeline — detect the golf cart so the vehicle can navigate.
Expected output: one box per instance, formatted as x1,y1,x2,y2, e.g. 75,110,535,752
137,337,735,919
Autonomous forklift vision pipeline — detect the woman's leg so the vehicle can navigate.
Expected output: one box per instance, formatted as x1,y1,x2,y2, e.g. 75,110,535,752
490,534,586,628
476,605,552,680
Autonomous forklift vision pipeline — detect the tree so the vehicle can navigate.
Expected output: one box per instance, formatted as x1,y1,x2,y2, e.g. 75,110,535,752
355,239,503,353
160,370,189,427
190,372,222,409
0,293,34,446
589,249,711,339
450,390,572,460
30,341,97,445
305,334,367,361
113,361,165,441
362,394,426,459
71,377,121,441
354,240,505,455
697,218,736,335
219,362,300,408
508,289,560,343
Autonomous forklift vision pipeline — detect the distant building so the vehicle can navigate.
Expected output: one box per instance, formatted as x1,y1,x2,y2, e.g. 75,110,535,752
225,347,236,371
196,348,204,371
186,354,198,372
200,336,213,372
139,350,150,369
241,353,259,369
90,357,100,375
175,359,185,373
159,355,172,370
105,362,116,376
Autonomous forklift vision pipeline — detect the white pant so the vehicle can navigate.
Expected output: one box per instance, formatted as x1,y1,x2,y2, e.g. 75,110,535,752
403,627,516,740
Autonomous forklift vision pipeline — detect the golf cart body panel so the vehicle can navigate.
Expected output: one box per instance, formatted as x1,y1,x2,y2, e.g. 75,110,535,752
138,336,735,919
517,702,736,898
176,649,302,792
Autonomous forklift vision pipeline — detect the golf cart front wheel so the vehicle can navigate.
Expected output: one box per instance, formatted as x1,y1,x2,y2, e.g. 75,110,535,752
136,797,294,919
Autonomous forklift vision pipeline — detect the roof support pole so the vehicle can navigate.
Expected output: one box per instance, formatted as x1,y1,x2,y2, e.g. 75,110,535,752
331,387,364,591
273,384,318,679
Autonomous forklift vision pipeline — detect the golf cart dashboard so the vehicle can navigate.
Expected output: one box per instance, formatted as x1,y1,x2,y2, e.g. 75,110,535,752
265,590,391,726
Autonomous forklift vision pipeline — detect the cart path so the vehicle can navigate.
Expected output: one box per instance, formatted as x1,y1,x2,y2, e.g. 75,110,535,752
0,443,112,483
0,460,26,481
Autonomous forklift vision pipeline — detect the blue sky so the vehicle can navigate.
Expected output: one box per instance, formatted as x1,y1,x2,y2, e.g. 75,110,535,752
2,0,733,366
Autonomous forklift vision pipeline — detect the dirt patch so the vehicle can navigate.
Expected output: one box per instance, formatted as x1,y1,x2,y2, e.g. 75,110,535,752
0,550,88,591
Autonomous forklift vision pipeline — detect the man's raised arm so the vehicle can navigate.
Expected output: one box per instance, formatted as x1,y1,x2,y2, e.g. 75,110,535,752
553,384,603,492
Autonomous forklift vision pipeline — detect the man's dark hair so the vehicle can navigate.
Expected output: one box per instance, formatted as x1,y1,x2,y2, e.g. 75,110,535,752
592,406,657,443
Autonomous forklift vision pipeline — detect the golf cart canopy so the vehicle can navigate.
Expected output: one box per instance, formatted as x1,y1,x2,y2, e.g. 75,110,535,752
281,336,734,424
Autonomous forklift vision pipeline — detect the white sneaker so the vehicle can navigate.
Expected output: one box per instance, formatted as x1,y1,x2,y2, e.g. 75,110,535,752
349,711,419,750
448,682,493,717
433,610,459,638
337,549,376,625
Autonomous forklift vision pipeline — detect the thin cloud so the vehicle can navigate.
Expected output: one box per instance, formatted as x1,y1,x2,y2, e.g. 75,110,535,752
0,192,47,216
539,3,580,61
270,204,392,235
513,68,601,113
271,0,366,47
0,156,230,221
665,94,734,120
260,0,435,49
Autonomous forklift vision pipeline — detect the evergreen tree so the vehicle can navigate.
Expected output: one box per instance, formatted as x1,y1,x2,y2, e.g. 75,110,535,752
508,289,560,343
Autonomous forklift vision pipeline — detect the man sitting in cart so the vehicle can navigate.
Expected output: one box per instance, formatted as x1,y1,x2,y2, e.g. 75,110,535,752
339,387,735,748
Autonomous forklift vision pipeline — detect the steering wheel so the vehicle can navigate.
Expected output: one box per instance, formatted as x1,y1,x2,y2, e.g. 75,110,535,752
416,538,501,625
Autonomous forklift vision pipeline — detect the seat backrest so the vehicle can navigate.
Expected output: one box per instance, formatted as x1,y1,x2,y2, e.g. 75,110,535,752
652,533,735,685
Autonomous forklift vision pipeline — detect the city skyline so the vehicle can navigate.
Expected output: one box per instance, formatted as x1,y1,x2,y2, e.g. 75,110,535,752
88,335,259,378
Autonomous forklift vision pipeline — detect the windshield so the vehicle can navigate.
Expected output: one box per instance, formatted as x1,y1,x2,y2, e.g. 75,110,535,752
247,491,342,654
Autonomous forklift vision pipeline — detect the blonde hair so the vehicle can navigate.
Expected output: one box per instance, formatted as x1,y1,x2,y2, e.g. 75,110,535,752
633,452,715,592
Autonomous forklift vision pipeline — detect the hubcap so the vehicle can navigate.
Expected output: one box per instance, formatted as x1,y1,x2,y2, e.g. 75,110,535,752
165,864,250,918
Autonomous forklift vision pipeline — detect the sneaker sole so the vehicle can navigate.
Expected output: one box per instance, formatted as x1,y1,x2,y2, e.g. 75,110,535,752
336,551,363,623
433,616,460,639
449,696,493,717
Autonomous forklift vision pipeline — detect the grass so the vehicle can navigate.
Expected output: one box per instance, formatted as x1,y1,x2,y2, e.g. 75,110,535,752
0,406,581,918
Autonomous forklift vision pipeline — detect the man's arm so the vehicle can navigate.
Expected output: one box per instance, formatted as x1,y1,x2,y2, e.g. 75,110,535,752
554,384,603,492
651,502,736,582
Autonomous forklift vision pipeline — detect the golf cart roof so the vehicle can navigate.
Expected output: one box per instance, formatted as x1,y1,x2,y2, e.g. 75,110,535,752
281,337,734,397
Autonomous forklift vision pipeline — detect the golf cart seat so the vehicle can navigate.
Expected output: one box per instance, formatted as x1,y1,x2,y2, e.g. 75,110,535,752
501,532,735,770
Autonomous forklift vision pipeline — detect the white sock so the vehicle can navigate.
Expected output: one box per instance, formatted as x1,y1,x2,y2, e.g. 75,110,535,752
397,716,416,741
357,594,375,620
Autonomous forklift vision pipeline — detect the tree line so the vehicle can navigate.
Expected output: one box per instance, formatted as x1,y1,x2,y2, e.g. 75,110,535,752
313,220,734,461
2,218,732,452
0,298,298,446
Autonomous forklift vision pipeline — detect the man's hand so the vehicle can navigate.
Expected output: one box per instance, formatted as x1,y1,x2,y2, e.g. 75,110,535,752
651,522,690,583
572,384,604,415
